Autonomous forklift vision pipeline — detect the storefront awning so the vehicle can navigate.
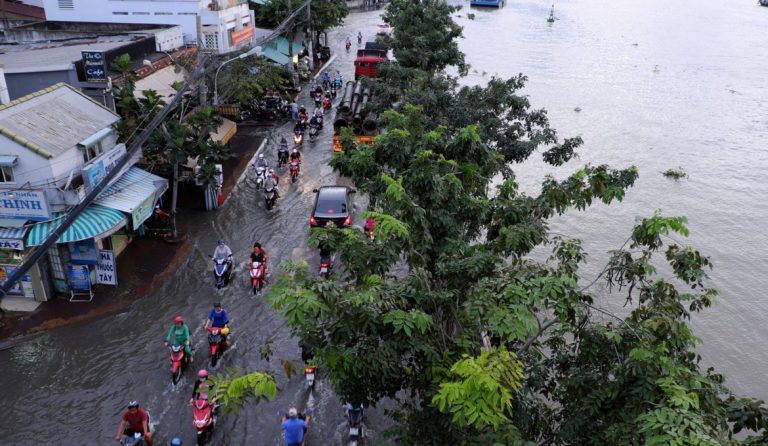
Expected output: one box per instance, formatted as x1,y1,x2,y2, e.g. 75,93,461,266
261,47,291,66
94,167,168,228
0,155,18,167
0,224,27,239
210,118,237,145
26,205,127,246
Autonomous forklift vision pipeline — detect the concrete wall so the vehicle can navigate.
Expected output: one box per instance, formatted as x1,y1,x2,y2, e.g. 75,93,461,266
42,0,202,42
0,134,55,189
4,69,69,100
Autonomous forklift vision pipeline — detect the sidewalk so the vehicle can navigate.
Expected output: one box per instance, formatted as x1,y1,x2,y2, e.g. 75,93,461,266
0,130,265,342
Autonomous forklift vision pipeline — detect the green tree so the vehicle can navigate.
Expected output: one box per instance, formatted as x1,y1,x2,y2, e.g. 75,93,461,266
254,0,348,41
214,57,290,105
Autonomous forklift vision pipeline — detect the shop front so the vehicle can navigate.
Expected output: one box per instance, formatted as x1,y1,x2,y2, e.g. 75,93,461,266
0,220,35,299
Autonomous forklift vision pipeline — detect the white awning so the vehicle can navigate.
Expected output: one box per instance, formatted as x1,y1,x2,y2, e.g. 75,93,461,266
94,167,168,228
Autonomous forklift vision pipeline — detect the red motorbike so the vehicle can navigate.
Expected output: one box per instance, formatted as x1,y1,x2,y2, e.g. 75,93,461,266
290,161,300,184
207,327,227,367
193,396,217,445
169,344,189,385
322,97,331,112
249,261,266,294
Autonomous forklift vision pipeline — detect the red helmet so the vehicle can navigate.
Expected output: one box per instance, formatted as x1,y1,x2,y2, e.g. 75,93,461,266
174,316,183,323
198,369,209,378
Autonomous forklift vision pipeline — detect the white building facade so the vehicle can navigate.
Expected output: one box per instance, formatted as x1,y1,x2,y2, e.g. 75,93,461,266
42,0,255,53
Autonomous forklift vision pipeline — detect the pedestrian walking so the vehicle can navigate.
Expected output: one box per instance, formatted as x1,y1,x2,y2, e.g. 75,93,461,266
290,100,299,122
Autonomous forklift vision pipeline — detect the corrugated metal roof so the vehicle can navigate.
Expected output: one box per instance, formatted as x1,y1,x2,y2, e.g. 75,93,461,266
94,167,168,213
0,40,129,73
134,65,188,103
26,205,127,246
0,83,120,158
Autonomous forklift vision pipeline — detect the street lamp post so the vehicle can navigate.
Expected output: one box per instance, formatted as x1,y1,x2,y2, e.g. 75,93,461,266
213,45,263,106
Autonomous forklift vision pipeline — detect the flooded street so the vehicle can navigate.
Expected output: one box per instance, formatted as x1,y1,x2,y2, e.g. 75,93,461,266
2,0,768,443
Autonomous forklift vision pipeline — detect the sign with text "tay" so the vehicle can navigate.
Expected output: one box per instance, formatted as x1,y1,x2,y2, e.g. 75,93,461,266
95,250,117,285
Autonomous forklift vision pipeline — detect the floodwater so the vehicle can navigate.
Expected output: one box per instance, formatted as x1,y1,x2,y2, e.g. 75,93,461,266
1,1,768,443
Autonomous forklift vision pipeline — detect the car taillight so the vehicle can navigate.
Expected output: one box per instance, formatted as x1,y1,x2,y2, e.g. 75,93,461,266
344,216,351,226
310,215,316,225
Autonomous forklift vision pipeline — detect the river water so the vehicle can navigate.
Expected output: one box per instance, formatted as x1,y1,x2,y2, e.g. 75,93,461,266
1,2,767,444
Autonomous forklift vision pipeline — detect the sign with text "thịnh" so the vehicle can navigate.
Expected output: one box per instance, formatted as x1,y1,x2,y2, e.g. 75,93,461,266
0,190,51,221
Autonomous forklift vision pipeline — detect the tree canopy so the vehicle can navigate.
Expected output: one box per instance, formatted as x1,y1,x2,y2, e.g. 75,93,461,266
266,1,768,444
254,0,348,39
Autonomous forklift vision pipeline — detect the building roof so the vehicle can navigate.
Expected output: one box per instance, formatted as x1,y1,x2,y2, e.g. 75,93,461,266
134,64,187,103
0,40,130,73
0,83,120,159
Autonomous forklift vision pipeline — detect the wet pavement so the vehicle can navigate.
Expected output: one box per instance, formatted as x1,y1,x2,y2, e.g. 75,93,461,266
0,9,389,445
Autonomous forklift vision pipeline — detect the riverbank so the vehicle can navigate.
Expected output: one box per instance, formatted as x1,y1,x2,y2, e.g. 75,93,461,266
0,129,267,343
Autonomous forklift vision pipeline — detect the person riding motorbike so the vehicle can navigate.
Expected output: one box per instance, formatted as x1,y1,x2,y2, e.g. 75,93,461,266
164,316,192,358
188,369,216,405
290,148,302,164
309,77,317,92
281,407,311,446
357,31,363,44
115,401,153,445
334,71,343,88
255,153,268,170
205,303,230,346
264,169,279,199
298,108,308,128
249,242,269,289
322,71,331,88
278,139,289,166
212,239,233,271
345,37,351,51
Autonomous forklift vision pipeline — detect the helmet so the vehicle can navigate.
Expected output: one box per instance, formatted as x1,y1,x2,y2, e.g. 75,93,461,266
128,400,139,408
217,239,224,245
213,302,221,308
253,242,261,248
292,148,299,154
170,438,183,446
288,407,298,417
268,168,274,174
198,369,209,379
258,153,264,159
174,316,183,323
221,327,230,336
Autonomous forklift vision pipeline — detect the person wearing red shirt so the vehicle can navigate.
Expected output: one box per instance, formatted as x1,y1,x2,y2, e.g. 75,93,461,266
115,400,153,445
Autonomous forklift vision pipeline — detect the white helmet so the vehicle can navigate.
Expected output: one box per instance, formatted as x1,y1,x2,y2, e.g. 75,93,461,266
292,148,299,154
288,407,298,417
268,168,274,173
258,154,264,159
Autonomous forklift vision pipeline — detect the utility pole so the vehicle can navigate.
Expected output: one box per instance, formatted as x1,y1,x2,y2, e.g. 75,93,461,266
307,0,314,71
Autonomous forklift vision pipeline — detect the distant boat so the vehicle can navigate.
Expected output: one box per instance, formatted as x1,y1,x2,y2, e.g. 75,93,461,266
548,4,556,22
470,0,504,7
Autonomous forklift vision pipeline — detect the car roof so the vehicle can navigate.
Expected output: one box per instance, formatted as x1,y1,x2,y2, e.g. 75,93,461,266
317,186,348,198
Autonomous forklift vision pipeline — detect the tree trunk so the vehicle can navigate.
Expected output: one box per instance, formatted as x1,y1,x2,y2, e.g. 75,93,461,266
171,161,179,239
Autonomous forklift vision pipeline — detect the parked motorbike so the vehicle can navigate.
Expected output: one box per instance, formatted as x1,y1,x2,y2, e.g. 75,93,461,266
277,147,289,168
169,343,189,385
264,186,278,211
305,366,316,388
207,327,227,367
293,127,304,146
249,261,266,294
254,165,267,190
319,255,333,278
193,396,217,445
290,161,300,184
347,404,364,446
210,256,232,289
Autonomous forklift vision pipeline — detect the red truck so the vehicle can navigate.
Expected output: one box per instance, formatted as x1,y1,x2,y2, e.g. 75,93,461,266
354,42,388,79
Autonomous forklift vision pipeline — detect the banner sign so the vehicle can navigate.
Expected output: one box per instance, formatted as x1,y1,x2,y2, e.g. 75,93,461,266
67,264,91,293
0,238,24,250
95,250,117,285
0,265,30,295
83,144,126,189
70,239,98,265
132,193,156,229
0,190,51,221
82,50,107,82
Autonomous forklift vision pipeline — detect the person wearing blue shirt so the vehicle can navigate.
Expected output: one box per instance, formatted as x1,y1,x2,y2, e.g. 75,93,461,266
205,302,230,344
281,407,310,446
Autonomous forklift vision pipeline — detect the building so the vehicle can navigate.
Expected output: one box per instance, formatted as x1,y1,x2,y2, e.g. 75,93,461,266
0,83,167,304
42,0,255,53
0,0,45,29
0,22,185,106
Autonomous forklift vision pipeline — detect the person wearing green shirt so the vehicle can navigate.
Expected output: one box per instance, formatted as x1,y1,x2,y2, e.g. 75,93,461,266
165,315,191,357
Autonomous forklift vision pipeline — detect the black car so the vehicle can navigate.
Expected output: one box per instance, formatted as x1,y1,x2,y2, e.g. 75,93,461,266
310,186,355,228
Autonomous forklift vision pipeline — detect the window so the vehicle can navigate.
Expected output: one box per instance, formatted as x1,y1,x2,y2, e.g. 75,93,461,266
48,246,66,280
58,0,74,10
113,11,128,15
81,140,103,163
132,11,150,15
155,12,173,15
0,166,13,183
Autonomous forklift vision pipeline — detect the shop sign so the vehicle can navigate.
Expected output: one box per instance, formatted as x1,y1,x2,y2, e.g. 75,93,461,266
67,264,91,293
231,26,255,46
95,250,117,285
82,50,107,82
0,238,24,250
70,239,98,265
83,144,127,190
0,190,50,221
1,265,32,296
132,193,156,229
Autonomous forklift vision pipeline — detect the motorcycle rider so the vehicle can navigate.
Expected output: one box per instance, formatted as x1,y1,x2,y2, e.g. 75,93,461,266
164,316,192,359
205,302,230,346
357,31,363,44
264,169,279,201
309,76,317,92
281,407,310,446
298,106,308,127
115,401,153,445
278,138,289,166
365,216,376,238
345,36,351,51
255,153,268,170
212,239,233,273
290,148,302,164
249,242,269,289
322,71,331,88
334,71,343,88
189,369,216,404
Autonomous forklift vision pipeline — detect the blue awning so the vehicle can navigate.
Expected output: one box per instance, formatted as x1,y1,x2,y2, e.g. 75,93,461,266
26,205,127,246
94,167,167,213
261,46,292,66
0,155,18,167
0,224,27,240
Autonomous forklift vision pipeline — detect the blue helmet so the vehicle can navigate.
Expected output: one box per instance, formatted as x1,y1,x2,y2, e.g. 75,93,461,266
170,438,183,446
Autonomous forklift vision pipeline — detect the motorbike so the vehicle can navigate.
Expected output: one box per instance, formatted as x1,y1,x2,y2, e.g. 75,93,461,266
308,123,320,142
258,97,287,120
211,256,232,289
347,404,364,446
293,127,304,146
313,92,323,110
322,97,332,112
207,327,227,367
264,185,278,211
254,165,267,190
330,84,337,99
120,432,146,446
193,396,217,446
319,254,333,278
277,147,289,168
169,343,189,385
345,40,351,52
249,261,265,294
290,161,300,183
305,366,316,388
334,78,343,90
322,78,330,90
